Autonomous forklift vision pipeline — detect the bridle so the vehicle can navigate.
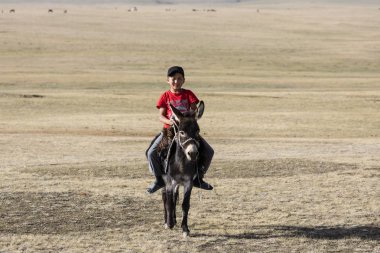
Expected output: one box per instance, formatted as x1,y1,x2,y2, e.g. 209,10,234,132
171,120,200,151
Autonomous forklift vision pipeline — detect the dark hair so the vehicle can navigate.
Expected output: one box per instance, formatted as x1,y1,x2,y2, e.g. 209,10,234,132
167,66,185,77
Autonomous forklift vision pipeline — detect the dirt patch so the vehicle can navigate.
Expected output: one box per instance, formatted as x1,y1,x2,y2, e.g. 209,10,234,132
20,162,147,179
364,167,380,171
0,93,44,98
0,192,155,235
363,167,380,178
211,159,358,178
20,94,44,98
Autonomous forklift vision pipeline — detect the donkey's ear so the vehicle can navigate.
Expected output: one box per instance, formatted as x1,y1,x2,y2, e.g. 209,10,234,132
196,101,205,120
169,103,183,122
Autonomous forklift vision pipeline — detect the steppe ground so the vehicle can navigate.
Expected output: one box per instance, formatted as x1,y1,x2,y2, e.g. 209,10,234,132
0,2,379,252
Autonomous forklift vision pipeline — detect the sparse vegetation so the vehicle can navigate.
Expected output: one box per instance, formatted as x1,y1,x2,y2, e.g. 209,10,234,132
0,2,379,252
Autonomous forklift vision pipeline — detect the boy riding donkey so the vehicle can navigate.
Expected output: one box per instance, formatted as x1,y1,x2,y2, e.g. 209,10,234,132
146,66,214,193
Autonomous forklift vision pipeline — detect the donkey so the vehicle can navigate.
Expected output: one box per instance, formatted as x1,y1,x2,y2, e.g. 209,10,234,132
161,102,205,237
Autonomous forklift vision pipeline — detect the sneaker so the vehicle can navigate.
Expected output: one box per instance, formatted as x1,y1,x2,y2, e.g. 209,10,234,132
193,176,213,190
147,178,165,194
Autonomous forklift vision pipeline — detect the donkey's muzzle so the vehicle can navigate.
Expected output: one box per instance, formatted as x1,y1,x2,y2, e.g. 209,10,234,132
185,143,199,161
187,150,199,161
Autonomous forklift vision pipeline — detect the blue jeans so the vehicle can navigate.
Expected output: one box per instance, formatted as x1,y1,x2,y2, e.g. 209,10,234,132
147,132,214,177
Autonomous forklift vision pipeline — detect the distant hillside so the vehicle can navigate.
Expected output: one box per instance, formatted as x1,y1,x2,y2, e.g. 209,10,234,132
1,0,379,4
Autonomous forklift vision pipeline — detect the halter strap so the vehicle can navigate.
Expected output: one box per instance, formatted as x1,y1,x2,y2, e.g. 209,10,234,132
172,121,200,149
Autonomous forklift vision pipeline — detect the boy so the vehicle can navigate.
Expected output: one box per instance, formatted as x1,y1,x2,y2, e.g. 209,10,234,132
146,66,214,194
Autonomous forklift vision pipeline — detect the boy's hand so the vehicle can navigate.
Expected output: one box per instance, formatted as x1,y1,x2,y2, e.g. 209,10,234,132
169,115,176,126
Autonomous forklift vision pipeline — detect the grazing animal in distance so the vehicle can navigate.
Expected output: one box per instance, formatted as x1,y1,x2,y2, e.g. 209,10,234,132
128,7,138,12
9,9,15,13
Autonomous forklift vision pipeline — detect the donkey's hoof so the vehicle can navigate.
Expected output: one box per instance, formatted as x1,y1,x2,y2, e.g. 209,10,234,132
183,231,189,238
165,223,175,229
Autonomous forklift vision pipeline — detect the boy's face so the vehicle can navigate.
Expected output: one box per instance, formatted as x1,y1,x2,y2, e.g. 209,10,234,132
167,73,185,92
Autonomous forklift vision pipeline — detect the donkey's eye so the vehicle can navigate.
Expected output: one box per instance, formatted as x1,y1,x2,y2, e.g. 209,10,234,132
179,131,185,136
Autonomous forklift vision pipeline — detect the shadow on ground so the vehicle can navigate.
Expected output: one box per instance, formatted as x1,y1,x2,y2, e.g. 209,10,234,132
193,225,380,241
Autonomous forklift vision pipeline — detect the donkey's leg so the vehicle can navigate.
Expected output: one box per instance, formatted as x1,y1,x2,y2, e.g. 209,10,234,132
162,188,168,228
181,185,192,237
165,186,176,229
173,185,179,226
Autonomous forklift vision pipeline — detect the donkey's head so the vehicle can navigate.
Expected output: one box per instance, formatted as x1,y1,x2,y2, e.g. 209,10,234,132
170,101,204,161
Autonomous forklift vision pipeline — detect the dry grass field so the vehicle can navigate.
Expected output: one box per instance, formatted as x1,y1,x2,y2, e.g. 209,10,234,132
1,1,380,252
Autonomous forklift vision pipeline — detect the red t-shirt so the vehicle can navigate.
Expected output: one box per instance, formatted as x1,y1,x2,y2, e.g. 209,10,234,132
157,89,199,128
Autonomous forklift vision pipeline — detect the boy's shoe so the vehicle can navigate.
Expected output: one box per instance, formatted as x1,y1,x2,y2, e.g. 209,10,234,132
147,177,165,194
193,176,213,190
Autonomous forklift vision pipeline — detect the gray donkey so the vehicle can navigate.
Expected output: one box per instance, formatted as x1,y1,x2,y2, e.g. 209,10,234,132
161,101,205,237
